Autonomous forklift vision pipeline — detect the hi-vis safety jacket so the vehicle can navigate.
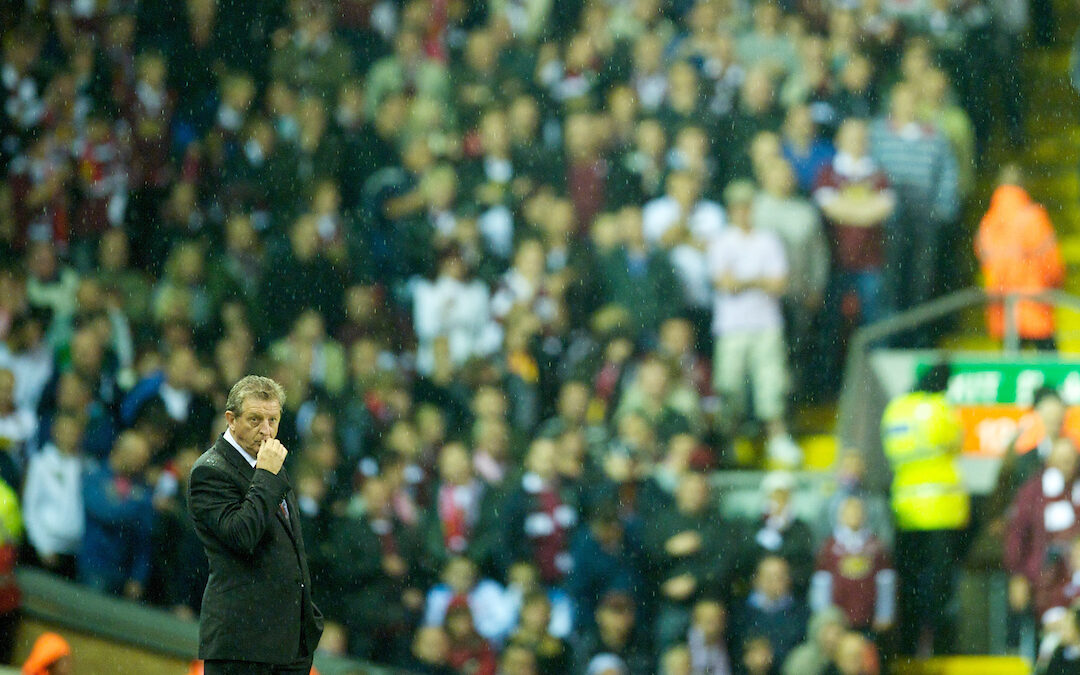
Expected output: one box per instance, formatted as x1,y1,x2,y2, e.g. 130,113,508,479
881,391,970,531
975,184,1064,340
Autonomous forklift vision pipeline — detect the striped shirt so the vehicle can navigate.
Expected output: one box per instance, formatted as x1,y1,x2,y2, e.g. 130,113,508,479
869,118,959,224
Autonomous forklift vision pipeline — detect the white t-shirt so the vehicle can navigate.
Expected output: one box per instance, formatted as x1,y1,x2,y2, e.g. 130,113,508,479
412,276,502,375
642,196,726,249
642,196,727,308
23,444,84,556
708,226,788,336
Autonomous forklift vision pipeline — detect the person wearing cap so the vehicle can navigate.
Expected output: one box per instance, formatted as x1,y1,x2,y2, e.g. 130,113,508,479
22,632,72,675
708,179,801,468
748,471,815,596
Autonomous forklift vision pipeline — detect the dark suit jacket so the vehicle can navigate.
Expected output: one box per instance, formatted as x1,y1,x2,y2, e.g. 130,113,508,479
188,436,323,664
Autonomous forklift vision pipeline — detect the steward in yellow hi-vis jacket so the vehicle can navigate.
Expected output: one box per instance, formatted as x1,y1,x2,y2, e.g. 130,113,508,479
882,391,969,531
880,364,969,657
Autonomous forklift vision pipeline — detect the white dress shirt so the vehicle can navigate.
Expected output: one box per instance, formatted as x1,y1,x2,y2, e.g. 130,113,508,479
224,429,288,517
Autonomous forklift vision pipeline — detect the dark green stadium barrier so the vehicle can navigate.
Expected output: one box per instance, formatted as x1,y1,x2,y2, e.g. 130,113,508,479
16,568,405,675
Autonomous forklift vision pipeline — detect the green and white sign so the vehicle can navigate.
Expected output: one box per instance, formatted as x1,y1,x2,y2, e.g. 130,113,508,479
914,358,1080,405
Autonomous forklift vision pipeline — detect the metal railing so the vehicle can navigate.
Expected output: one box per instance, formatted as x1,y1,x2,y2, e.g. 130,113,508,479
838,287,1080,465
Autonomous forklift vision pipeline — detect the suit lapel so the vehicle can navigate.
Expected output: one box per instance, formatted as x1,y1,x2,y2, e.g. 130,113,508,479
215,436,255,486
216,435,301,551
276,468,301,550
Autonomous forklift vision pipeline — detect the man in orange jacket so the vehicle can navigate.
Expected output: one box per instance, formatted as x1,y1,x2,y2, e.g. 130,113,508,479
975,164,1065,350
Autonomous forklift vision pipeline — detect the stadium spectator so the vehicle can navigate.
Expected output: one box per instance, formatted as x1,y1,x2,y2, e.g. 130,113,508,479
661,644,693,675
686,598,733,675
423,556,507,643
749,471,816,595
988,386,1070,532
505,590,572,674
643,170,725,313
708,180,799,467
444,598,499,675
0,368,35,477
566,501,643,633
783,606,848,675
22,411,83,578
869,82,958,343
753,155,829,398
975,163,1065,351
500,560,574,643
121,346,214,447
823,631,878,675
1004,439,1080,629
321,474,424,663
740,635,777,675
645,471,736,650
733,556,810,669
404,625,456,675
814,118,895,333
595,207,682,340
1035,536,1080,630
573,590,652,675
0,310,52,417
501,438,579,585
78,430,154,598
498,642,540,675
825,448,893,544
152,445,208,619
810,496,896,633
413,247,502,377
780,104,835,195
615,356,698,444
1045,607,1080,675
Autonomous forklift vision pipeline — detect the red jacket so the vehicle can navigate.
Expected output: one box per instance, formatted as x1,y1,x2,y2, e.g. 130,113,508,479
813,530,894,629
1035,557,1080,624
1005,469,1080,583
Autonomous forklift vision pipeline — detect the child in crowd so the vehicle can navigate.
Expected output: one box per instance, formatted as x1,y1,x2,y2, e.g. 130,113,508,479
810,496,896,634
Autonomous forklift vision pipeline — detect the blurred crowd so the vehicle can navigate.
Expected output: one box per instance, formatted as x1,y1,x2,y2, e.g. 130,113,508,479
0,0,1058,672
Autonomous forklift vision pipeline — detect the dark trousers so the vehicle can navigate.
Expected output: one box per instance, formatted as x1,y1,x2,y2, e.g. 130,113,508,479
203,654,313,675
884,214,943,347
896,529,958,656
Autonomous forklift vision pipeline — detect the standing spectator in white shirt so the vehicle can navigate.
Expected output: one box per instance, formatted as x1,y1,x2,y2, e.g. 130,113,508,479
709,181,800,468
0,311,53,414
23,410,85,579
413,247,502,376
643,171,726,311
753,157,829,400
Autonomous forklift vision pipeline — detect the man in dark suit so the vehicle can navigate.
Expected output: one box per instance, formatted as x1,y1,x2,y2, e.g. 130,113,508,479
188,375,323,674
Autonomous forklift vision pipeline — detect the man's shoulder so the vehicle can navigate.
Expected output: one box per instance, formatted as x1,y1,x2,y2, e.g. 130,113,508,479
191,439,231,475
